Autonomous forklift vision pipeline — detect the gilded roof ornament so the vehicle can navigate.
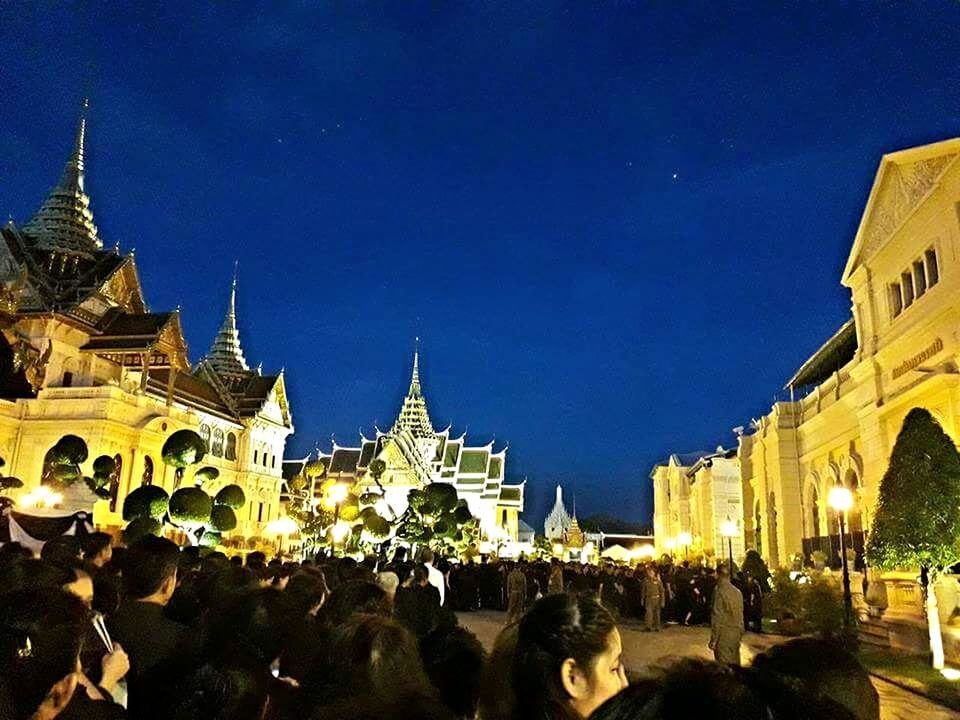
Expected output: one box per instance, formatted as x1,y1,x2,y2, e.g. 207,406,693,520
204,265,250,377
22,99,103,258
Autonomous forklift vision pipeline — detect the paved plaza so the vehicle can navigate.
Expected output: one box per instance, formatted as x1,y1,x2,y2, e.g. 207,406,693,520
457,611,958,720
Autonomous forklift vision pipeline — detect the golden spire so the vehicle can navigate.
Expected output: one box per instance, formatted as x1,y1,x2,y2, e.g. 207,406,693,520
204,263,250,377
23,99,102,257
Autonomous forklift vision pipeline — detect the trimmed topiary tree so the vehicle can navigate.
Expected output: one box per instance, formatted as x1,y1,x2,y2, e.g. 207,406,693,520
193,466,220,487
0,457,23,512
123,485,170,521
162,429,207,488
214,484,246,509
209,504,238,533
867,407,960,669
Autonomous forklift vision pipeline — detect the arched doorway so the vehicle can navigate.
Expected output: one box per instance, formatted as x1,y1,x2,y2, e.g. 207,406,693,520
142,456,154,486
108,454,123,512
842,469,863,533
805,483,821,538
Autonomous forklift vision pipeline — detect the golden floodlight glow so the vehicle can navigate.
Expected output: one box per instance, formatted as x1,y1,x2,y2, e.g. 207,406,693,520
331,521,351,543
941,667,960,681
19,486,63,509
676,531,692,546
664,538,676,550
553,543,564,555
265,516,298,536
720,518,738,538
827,486,854,513
635,544,656,559
326,483,349,505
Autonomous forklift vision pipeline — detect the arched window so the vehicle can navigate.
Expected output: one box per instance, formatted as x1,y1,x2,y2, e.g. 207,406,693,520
767,493,779,564
805,483,821,538
212,428,224,458
199,424,211,451
109,454,123,512
142,456,154,486
843,470,863,533
225,432,237,461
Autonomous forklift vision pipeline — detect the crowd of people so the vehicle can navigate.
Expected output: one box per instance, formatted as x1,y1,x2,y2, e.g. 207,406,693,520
0,535,880,720
446,556,767,633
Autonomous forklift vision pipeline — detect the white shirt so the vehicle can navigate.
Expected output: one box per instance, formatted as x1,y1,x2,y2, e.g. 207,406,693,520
425,563,446,606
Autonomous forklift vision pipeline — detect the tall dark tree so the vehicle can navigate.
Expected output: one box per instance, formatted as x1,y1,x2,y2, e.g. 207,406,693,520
866,407,960,669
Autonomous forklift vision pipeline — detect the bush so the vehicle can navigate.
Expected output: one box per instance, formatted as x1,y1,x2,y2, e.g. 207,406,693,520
804,575,846,637
54,435,88,464
214,484,246,509
194,466,220,485
199,530,222,548
425,482,458,511
123,516,162,544
169,487,213,525
765,569,804,624
209,504,237,532
162,429,207,469
123,486,170,521
92,455,116,477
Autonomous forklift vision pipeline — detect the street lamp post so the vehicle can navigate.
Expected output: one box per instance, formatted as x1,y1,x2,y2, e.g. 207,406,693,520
828,486,855,632
677,532,692,560
720,518,737,572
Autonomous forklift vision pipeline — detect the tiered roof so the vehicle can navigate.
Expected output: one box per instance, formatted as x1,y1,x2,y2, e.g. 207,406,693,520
292,349,523,509
204,269,250,378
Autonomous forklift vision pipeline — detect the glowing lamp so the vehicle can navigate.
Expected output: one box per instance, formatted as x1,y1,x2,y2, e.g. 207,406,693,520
941,667,960,681
553,543,564,555
720,519,738,538
664,538,676,550
19,486,63,509
331,521,351,543
827,486,854,513
265,516,298,537
676,531,692,546
636,544,656,559
326,483,349,505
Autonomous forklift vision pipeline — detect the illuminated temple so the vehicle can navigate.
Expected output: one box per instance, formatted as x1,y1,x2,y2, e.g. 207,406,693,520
0,102,292,538
289,350,525,541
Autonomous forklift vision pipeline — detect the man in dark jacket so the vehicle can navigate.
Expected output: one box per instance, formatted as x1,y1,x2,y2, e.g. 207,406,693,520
394,563,442,638
107,536,188,719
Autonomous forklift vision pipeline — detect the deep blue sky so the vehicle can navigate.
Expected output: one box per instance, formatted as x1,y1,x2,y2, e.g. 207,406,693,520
3,4,960,527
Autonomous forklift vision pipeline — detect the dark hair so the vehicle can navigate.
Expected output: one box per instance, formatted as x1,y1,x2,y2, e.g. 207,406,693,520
0,588,88,719
513,593,617,720
81,532,112,561
589,659,856,720
477,623,519,720
751,639,879,720
122,535,180,599
420,548,435,565
285,570,329,617
246,551,266,569
413,564,430,584
321,580,390,626
420,625,486,719
307,614,433,707
40,535,82,566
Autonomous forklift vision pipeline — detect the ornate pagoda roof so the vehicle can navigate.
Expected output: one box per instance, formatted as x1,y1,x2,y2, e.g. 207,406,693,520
204,268,250,378
391,344,436,439
22,99,102,258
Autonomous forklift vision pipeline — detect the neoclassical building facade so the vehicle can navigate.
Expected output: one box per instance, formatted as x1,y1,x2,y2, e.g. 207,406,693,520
0,103,293,538
654,137,960,572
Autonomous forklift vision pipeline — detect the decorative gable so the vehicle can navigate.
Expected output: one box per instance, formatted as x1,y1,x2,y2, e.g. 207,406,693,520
843,140,960,283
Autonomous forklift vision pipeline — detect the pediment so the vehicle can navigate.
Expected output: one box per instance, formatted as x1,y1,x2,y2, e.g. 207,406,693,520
843,139,960,283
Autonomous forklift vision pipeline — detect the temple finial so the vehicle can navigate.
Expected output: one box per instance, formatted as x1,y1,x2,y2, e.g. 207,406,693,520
392,344,435,439
204,266,249,376
23,97,101,256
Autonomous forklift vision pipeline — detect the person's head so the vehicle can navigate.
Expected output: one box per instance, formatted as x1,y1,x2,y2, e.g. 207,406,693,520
40,536,82,567
420,625,486,719
80,532,112,568
478,623,519,720
413,564,430,587
751,639,879,720
514,593,627,719
246,551,266,570
420,548,435,566
322,580,391,626
0,588,88,720
285,570,330,616
717,564,731,581
588,659,856,720
376,571,400,599
122,535,180,603
308,614,432,705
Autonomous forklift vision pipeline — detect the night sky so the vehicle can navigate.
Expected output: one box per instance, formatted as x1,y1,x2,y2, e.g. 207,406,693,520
3,4,960,527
